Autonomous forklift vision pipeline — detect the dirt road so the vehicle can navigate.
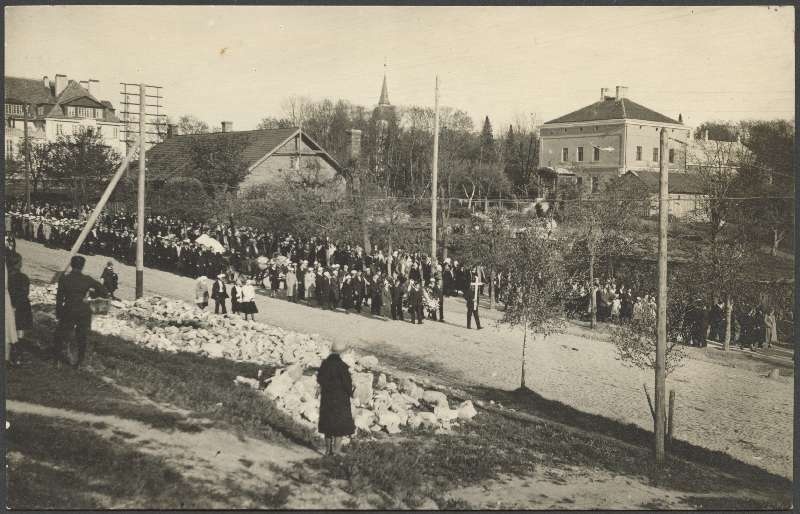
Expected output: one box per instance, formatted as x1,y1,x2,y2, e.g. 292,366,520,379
16,240,793,479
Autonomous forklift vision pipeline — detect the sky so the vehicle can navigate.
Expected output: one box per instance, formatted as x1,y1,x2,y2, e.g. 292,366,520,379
4,5,795,132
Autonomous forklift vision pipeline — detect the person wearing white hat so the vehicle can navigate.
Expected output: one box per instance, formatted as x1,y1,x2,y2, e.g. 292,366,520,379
194,275,209,310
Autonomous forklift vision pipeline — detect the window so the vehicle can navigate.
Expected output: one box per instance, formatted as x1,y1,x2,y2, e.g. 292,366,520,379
96,126,102,135
668,148,675,163
38,106,44,116
113,127,118,139
561,147,568,162
577,146,584,162
652,147,659,162
6,140,13,156
591,176,599,193
56,123,63,135
576,177,583,187
593,146,600,161
5,103,24,116
95,108,104,119
636,146,642,160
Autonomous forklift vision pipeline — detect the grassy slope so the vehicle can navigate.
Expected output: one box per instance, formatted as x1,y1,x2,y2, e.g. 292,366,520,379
6,300,792,510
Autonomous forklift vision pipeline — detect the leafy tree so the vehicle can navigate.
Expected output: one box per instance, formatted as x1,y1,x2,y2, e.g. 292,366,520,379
693,121,739,142
152,176,212,222
455,208,512,308
562,181,644,328
177,115,210,135
609,306,687,376
497,220,566,389
257,117,294,130
189,133,250,194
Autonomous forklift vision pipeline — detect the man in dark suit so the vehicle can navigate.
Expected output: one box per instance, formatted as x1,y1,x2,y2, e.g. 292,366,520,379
211,273,228,314
407,279,424,325
54,255,107,367
465,268,482,330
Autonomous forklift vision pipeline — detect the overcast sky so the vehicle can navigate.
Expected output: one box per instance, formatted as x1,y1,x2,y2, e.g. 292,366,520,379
5,5,795,132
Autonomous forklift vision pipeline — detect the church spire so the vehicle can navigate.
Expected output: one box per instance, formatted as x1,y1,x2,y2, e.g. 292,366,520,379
378,61,390,106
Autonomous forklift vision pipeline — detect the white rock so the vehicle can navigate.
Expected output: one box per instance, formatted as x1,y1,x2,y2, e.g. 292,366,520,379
234,376,260,389
378,411,401,432
434,404,459,422
352,373,374,407
422,390,448,407
265,372,295,399
457,400,478,420
354,409,375,431
417,412,439,428
376,373,387,389
358,355,379,369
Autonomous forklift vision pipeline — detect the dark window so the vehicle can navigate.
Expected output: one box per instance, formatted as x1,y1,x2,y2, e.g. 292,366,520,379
668,148,675,163
577,177,583,187
577,147,584,162
591,176,599,193
561,147,568,162
593,147,600,161
636,146,642,160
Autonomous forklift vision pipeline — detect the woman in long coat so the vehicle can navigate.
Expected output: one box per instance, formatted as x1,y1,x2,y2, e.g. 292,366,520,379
7,254,32,340
317,340,355,456
285,265,298,302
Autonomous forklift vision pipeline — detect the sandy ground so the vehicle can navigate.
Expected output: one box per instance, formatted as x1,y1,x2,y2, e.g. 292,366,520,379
15,240,794,479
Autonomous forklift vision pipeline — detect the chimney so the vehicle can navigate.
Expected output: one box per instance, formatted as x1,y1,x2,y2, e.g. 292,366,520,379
600,87,608,101
42,76,49,91
87,79,99,95
615,86,628,100
54,74,68,96
167,124,178,138
346,129,362,162
678,113,683,123
221,121,233,133
79,80,89,90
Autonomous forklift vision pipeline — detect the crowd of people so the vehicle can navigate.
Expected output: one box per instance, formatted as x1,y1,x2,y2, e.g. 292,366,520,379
5,201,781,348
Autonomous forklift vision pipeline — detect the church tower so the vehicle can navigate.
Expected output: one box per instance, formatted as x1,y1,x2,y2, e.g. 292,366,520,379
378,72,390,108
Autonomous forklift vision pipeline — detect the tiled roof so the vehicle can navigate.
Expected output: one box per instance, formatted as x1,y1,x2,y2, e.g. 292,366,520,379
544,97,681,125
4,76,55,104
146,128,342,179
619,170,705,195
56,80,104,107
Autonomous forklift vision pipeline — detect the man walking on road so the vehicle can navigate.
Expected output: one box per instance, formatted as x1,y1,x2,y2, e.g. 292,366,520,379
466,267,482,330
212,273,228,314
54,255,107,367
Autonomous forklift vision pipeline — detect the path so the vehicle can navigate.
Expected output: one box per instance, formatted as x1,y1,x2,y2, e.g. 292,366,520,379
16,240,794,479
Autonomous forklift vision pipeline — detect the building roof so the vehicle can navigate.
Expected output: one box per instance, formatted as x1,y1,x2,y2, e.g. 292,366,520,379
146,127,343,180
544,97,682,125
4,76,56,105
618,170,706,195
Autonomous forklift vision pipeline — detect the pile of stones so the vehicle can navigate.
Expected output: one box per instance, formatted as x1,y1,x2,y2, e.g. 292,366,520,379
27,286,479,436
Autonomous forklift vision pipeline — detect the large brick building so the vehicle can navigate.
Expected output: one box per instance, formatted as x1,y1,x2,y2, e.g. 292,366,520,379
539,86,690,194
4,74,126,160
145,125,344,193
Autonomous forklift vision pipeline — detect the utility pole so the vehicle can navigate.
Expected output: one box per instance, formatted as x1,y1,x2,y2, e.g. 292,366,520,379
136,84,146,299
23,103,32,212
431,75,440,260
655,127,669,466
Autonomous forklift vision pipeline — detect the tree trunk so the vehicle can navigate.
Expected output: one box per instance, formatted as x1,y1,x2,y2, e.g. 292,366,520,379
589,247,596,329
520,325,528,389
724,296,732,351
771,228,783,257
490,269,496,310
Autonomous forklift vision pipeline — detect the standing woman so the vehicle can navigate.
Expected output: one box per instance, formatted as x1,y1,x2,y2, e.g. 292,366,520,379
194,276,209,310
239,279,259,321
285,264,298,303
317,340,356,456
7,254,33,349
230,277,242,315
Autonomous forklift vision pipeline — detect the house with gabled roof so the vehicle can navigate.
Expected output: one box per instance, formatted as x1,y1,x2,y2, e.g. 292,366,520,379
4,74,126,160
145,125,345,193
539,86,691,194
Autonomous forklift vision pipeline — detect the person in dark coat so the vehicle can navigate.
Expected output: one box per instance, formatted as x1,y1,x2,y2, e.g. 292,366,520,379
465,268,482,330
100,261,119,300
317,340,356,456
391,275,406,321
407,279,424,324
211,274,229,314
54,255,107,367
7,253,33,344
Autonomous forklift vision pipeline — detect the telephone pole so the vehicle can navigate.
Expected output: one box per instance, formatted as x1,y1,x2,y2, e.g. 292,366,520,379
136,84,146,298
431,75,440,260
655,127,669,466
23,103,32,212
